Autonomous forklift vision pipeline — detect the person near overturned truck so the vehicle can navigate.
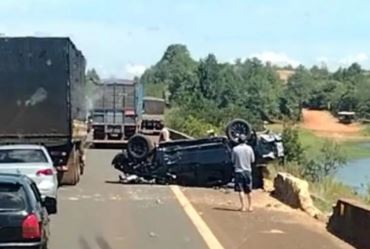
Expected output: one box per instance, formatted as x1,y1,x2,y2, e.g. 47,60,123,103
232,134,255,212
158,121,170,143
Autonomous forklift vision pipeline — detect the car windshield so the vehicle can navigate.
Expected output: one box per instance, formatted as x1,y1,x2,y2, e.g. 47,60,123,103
0,149,47,164
0,184,26,211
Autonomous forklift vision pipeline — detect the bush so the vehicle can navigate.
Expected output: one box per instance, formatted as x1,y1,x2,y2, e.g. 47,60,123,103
281,124,305,164
165,107,220,137
363,124,370,136
144,82,168,99
281,126,347,183
283,161,305,178
310,177,358,212
303,140,347,182
366,183,370,204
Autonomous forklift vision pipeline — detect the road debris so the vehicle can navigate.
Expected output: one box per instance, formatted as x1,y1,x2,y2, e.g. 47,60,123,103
149,232,158,238
261,229,285,234
274,203,282,208
156,199,163,204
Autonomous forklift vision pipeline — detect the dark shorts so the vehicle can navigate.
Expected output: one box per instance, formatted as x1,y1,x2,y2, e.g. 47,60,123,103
234,171,252,194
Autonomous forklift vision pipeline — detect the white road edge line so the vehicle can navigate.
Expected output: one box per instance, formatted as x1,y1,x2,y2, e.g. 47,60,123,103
170,185,225,249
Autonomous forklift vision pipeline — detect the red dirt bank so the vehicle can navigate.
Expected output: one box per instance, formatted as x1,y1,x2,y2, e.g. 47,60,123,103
301,109,363,139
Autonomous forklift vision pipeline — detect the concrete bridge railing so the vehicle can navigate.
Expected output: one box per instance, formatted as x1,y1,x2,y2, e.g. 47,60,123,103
327,198,370,249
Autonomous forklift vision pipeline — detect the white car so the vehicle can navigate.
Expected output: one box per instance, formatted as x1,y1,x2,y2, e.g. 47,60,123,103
0,144,58,212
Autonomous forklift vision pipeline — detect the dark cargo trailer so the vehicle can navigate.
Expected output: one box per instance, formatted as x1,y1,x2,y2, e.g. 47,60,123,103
88,79,143,146
0,37,87,185
140,97,165,135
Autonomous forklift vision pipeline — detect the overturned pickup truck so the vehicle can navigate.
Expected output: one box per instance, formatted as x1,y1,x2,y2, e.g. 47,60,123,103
111,119,284,187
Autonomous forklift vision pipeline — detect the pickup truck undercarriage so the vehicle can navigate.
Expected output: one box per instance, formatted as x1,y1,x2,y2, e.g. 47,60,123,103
111,119,284,188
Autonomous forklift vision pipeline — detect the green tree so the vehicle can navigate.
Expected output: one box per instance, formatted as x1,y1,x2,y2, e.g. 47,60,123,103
197,54,219,99
140,44,198,102
281,125,305,163
286,66,314,112
139,43,370,136
303,140,347,182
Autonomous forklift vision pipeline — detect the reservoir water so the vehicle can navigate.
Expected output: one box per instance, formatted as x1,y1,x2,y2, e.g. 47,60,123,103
336,143,370,194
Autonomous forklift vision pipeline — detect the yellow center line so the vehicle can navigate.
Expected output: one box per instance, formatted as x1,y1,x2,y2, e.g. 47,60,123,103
170,185,225,249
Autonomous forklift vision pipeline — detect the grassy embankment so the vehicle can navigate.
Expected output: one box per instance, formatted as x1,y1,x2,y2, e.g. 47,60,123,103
164,111,370,212
268,123,370,160
363,124,370,137
268,124,370,213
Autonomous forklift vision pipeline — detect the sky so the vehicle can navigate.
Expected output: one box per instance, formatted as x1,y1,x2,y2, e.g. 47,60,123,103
1,0,370,78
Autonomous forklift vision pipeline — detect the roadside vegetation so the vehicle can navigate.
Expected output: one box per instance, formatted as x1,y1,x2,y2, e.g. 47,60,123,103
267,124,370,160
141,44,370,133
138,44,370,213
363,124,370,136
87,44,370,213
277,125,370,212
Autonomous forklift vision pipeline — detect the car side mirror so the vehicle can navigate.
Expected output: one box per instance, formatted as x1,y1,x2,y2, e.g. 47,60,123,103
43,197,57,215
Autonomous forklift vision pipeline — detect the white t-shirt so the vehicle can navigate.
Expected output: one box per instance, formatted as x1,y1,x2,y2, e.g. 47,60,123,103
232,144,255,172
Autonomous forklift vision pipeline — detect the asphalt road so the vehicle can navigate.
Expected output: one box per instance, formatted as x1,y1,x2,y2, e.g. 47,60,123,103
49,149,354,249
49,149,208,249
184,188,354,249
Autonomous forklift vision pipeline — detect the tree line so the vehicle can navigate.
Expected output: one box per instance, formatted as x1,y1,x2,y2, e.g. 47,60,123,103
140,44,370,135
287,63,370,120
86,44,370,136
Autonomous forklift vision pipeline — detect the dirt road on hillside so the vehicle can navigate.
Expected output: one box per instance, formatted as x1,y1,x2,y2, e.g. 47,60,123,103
301,109,363,139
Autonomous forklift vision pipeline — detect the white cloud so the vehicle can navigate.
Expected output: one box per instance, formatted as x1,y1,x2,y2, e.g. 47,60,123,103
316,56,329,64
339,53,368,65
125,63,147,78
249,51,300,67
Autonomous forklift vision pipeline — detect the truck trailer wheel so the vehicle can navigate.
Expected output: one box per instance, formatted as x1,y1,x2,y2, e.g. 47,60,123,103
79,147,86,176
127,134,154,160
59,148,80,186
225,119,252,144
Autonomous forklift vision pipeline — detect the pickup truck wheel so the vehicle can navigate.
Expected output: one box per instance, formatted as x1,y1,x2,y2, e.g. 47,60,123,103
225,119,252,144
127,134,154,160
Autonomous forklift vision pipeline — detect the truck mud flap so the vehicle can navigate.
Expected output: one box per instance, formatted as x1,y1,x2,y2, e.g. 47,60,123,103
58,147,80,186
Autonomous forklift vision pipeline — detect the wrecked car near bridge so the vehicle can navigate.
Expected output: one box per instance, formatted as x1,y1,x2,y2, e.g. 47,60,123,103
111,119,284,187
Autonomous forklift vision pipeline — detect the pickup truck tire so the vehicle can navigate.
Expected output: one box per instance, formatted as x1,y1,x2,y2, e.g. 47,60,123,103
59,148,80,186
127,134,154,160
225,119,252,143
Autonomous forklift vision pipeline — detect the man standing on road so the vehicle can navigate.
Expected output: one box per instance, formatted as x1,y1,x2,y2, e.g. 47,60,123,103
158,121,170,143
232,134,255,212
